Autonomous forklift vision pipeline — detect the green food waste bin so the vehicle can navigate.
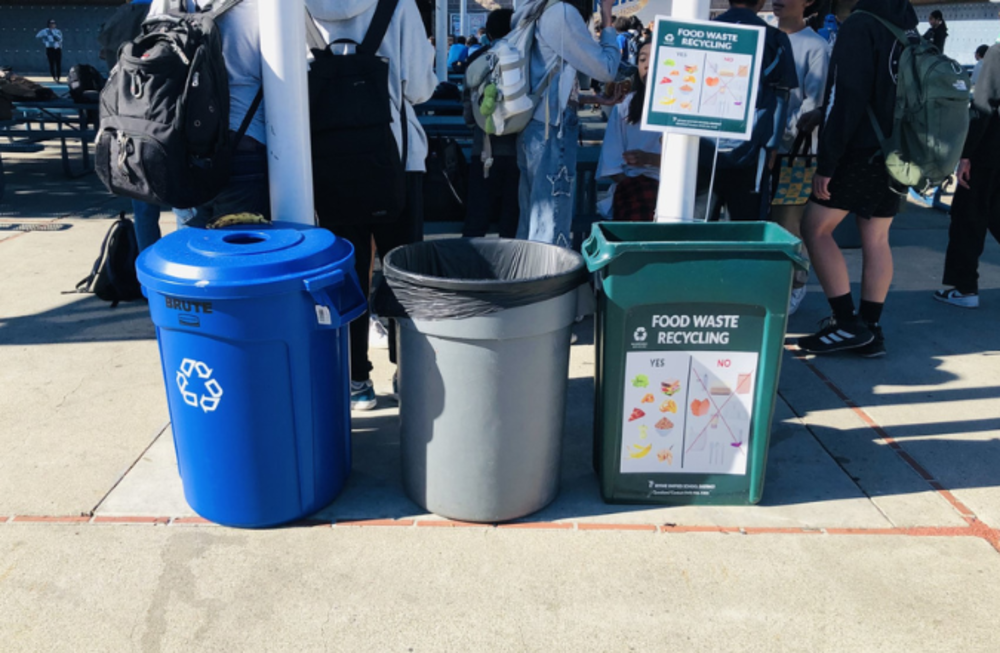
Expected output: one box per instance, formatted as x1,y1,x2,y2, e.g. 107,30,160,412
583,222,808,505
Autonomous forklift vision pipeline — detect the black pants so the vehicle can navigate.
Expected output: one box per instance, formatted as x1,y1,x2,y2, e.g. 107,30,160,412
943,160,1000,293
462,155,520,238
45,48,61,81
332,172,424,383
710,163,772,222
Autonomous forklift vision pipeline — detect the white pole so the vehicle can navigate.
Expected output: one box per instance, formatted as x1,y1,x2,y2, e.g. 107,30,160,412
460,0,467,39
259,0,315,225
435,0,448,82
655,0,711,223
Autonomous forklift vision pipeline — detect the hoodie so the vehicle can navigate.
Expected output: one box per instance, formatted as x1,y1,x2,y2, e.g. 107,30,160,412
817,0,919,177
512,0,619,126
307,0,437,172
963,43,1000,161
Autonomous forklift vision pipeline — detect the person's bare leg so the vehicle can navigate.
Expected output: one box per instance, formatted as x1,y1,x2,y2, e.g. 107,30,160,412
801,202,851,299
857,216,894,304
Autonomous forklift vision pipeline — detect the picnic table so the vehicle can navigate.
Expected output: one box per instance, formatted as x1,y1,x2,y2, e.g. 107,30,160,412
417,114,473,142
0,99,98,195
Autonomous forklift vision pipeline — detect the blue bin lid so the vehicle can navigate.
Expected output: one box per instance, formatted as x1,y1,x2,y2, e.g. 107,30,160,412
137,222,355,299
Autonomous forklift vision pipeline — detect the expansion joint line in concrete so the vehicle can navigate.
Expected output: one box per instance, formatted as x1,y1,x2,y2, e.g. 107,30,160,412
787,347,1000,554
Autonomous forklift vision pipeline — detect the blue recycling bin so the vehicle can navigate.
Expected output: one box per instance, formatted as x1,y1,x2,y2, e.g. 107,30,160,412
136,223,366,528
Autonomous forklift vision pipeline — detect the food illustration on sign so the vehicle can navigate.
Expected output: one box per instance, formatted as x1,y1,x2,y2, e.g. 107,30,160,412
629,443,652,459
620,348,758,477
691,398,710,417
632,374,649,388
655,416,674,435
710,381,731,396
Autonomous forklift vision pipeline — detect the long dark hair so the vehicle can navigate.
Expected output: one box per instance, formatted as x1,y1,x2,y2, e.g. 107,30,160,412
627,41,651,125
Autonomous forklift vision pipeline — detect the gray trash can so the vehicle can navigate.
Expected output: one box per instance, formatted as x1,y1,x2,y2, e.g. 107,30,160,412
376,238,588,523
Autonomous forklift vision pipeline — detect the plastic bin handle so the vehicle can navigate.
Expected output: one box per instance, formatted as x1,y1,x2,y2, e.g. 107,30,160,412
303,269,368,327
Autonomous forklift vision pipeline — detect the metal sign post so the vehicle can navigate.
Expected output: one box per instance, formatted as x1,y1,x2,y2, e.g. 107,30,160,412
259,0,314,225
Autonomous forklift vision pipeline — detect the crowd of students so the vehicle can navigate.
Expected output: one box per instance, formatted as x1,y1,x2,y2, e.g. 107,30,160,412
99,0,998,409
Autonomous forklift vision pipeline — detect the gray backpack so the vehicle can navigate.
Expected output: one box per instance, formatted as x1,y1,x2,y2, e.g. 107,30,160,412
464,0,559,138
859,11,971,194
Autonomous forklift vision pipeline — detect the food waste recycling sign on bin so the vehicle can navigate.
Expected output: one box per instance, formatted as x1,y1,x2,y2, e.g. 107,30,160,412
641,17,765,140
618,304,764,491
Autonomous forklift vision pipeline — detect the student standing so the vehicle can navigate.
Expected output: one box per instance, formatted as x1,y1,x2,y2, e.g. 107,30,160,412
462,9,520,238
771,0,830,313
706,0,798,223
798,0,919,358
149,0,269,228
935,43,1000,309
515,0,619,248
36,20,64,83
307,0,437,411
923,10,947,52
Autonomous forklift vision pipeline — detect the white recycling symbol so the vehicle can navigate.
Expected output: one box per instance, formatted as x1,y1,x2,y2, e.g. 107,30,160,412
634,327,648,342
176,358,224,413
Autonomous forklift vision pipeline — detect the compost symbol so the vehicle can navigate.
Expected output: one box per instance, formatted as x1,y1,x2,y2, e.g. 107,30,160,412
176,358,224,413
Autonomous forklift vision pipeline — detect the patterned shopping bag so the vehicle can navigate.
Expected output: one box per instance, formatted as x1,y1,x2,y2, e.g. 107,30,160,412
771,133,817,206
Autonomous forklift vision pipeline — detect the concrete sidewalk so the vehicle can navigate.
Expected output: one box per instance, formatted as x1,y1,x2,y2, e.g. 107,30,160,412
1,143,999,651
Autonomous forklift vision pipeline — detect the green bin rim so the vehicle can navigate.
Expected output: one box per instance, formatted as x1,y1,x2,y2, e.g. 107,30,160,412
582,221,809,273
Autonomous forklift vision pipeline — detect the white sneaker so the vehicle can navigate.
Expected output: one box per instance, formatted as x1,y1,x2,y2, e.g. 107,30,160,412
788,286,807,315
934,288,979,308
369,316,389,349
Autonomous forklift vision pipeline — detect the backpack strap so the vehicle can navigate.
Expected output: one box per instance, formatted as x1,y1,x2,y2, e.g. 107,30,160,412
359,0,400,57
233,87,264,151
854,10,909,45
68,212,122,294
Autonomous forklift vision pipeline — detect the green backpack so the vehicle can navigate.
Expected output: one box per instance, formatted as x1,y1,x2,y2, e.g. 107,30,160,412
858,11,971,194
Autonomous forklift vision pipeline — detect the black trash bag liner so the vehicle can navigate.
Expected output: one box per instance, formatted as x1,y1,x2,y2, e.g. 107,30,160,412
374,238,587,320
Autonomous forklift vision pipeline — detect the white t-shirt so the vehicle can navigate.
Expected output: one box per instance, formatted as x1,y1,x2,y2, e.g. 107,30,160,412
596,93,662,217
783,27,830,152
149,0,266,145
37,28,63,49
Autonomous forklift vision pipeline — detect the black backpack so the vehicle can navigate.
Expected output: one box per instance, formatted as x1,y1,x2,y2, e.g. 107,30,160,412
68,64,105,103
71,212,143,307
306,0,407,226
95,0,262,209
423,137,468,223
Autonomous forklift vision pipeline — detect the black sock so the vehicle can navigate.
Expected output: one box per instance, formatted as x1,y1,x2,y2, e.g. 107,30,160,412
859,300,883,326
828,293,857,325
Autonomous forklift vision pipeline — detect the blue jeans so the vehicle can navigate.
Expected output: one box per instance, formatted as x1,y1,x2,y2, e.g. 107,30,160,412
131,200,161,252
516,109,580,248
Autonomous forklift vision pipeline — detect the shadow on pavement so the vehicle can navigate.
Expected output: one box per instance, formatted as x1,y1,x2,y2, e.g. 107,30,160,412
0,294,155,344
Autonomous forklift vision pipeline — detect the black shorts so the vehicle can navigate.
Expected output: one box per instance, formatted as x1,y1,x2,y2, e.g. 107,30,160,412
811,148,902,218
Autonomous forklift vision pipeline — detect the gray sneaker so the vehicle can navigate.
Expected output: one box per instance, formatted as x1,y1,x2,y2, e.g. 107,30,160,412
934,288,979,308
